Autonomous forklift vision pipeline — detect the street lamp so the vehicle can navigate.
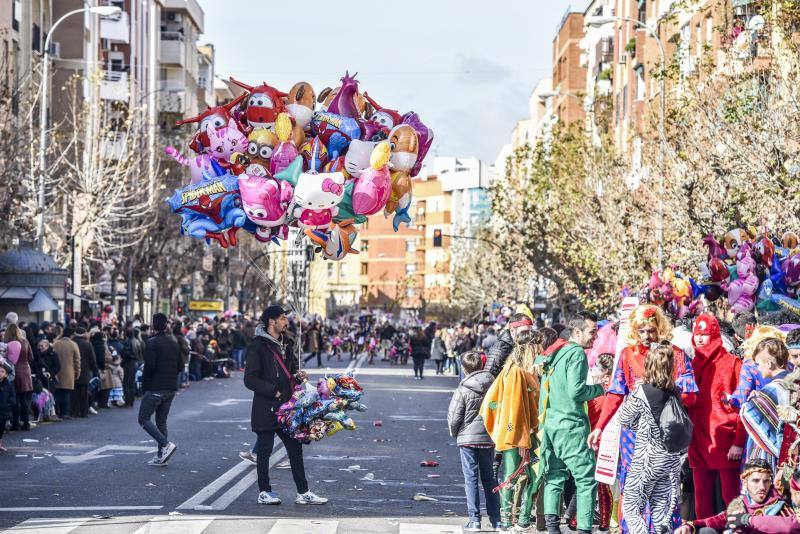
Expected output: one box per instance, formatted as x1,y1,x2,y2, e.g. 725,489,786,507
36,5,122,251
585,15,669,270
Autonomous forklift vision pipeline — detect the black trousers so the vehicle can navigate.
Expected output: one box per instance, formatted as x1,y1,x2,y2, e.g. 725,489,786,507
302,352,321,368
72,384,89,417
138,390,176,452
122,360,138,407
412,355,426,377
257,429,308,494
434,360,444,374
11,391,32,428
54,388,71,417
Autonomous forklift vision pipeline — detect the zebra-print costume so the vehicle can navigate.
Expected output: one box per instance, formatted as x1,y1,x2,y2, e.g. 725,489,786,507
618,386,682,534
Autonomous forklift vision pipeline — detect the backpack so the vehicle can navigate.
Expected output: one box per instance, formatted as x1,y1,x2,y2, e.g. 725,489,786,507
658,391,693,453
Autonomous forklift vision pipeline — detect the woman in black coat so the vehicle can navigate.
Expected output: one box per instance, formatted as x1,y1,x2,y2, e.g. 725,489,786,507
409,327,431,380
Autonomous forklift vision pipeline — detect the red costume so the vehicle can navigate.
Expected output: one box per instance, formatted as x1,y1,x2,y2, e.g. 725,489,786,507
687,314,743,519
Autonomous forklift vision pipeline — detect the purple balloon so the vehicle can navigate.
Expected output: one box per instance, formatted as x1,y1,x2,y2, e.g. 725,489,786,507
400,112,433,178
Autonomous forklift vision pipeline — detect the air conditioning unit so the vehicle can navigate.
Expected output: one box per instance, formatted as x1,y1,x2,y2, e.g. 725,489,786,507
49,41,60,58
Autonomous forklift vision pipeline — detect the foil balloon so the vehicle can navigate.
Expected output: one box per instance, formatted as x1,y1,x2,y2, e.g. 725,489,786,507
352,141,391,216
324,71,361,119
237,174,293,243
165,119,247,184
167,172,247,249
723,228,754,260
388,124,419,173
175,93,247,154
269,113,300,176
299,136,329,173
286,81,316,130
333,180,368,225
229,78,288,129
344,139,377,178
305,219,360,261
400,112,434,178
291,170,346,230
363,92,401,129
240,128,279,177
312,110,361,153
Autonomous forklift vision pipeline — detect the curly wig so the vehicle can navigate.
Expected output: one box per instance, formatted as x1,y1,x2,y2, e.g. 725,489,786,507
626,304,673,347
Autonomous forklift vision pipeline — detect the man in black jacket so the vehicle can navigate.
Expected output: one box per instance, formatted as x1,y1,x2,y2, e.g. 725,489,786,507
245,304,327,506
138,313,181,466
486,313,534,377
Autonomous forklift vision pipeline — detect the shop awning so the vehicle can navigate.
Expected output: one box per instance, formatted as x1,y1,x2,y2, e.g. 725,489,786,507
28,288,59,313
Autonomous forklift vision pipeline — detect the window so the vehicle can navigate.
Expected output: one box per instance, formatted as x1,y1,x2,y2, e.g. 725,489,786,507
361,285,368,296
12,1,20,31
695,22,702,62
635,66,646,101
406,287,415,297
705,17,713,45
405,239,416,252
360,263,368,275
361,240,368,252
32,24,40,52
327,263,334,277
406,264,416,275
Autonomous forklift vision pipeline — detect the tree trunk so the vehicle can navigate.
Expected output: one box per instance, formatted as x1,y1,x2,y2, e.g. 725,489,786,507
137,278,146,321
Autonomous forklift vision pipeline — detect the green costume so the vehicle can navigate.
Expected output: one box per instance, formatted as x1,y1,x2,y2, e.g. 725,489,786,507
534,341,604,532
500,448,536,527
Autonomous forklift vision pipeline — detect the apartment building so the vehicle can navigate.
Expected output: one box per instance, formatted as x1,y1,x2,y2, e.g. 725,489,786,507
0,0,53,111
552,10,587,125
358,212,424,312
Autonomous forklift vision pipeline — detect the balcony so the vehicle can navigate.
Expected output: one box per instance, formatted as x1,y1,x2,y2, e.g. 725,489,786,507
100,71,129,101
159,32,185,67
159,88,185,113
100,11,129,42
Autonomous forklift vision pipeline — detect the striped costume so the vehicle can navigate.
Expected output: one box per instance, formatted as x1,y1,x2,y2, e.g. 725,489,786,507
741,369,790,474
618,386,682,534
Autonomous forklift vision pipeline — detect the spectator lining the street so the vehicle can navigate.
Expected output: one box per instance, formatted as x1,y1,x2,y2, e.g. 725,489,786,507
486,313,532,377
409,326,430,380
481,330,541,531
447,349,500,531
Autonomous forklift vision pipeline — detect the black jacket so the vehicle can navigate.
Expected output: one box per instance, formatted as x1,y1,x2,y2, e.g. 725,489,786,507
244,334,298,432
91,332,108,370
142,333,182,392
0,377,13,416
410,333,431,358
487,328,515,377
74,336,99,385
447,370,495,446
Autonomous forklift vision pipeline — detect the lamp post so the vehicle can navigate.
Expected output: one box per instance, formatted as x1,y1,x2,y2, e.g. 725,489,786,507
36,5,122,251
585,15,669,270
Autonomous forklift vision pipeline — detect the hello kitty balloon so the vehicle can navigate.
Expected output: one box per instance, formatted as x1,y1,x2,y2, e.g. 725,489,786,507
291,171,346,230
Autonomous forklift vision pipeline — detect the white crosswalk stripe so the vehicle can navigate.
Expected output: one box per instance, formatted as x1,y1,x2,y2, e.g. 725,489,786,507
1,517,465,534
266,519,338,534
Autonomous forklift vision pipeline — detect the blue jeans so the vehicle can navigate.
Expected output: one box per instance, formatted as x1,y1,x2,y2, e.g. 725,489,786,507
460,446,500,524
232,348,245,369
138,390,175,452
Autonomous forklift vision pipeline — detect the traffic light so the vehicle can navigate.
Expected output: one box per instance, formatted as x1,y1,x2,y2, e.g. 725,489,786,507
433,229,442,247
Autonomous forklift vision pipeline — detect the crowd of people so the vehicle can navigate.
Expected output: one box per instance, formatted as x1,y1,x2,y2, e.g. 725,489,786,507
445,306,800,534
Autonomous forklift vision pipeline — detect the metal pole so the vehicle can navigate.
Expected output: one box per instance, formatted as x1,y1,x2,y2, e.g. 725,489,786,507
37,8,99,250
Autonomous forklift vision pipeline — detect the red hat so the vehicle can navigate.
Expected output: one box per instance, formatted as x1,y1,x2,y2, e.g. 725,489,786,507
692,314,720,337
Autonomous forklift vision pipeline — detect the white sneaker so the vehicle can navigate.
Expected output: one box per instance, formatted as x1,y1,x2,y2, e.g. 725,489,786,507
88,407,98,415
258,491,281,505
147,455,163,466
158,442,177,464
239,451,257,465
295,491,328,505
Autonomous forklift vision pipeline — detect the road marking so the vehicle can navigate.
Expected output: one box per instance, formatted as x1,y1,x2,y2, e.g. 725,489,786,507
54,445,157,464
0,506,163,512
206,442,287,510
398,523,462,534
267,519,338,534
389,415,447,421
176,460,252,510
207,398,251,407
132,515,215,534
0,517,89,534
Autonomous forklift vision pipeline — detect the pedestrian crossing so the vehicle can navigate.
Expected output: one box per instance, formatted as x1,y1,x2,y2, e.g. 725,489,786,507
0,516,469,534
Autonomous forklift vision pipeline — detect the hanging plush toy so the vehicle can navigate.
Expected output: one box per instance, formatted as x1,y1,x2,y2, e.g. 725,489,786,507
724,242,759,314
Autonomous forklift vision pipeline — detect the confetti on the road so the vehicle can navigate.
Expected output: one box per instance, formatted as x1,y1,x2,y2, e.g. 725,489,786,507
420,460,439,467
168,511,183,516
373,420,382,427
413,493,438,501
427,474,440,478
322,479,337,483
361,472,375,481
145,482,156,486
22,439,39,443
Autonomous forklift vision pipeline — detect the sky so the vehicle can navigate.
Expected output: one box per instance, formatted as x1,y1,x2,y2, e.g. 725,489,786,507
199,0,576,164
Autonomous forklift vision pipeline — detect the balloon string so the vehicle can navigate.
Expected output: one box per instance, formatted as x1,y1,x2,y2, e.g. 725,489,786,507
243,251,301,317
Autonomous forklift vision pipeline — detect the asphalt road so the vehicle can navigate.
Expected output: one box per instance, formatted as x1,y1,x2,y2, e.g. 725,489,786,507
0,354,485,534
